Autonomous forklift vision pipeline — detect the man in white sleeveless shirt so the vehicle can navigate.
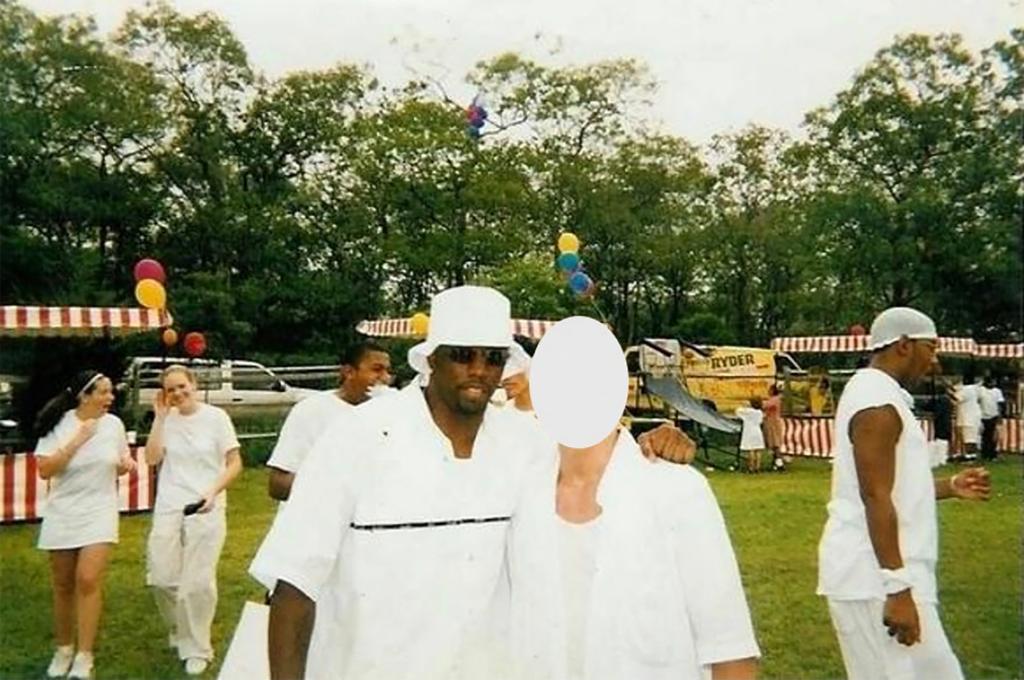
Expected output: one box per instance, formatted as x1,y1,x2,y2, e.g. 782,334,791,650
817,307,991,680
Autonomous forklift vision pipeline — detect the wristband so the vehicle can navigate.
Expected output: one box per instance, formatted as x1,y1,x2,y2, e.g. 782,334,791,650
880,567,912,595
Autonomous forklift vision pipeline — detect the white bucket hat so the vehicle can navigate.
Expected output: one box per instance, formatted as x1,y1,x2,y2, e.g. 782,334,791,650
408,286,530,378
868,306,938,351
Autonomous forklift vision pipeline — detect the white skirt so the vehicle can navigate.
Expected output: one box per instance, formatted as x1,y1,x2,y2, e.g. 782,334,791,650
38,506,119,550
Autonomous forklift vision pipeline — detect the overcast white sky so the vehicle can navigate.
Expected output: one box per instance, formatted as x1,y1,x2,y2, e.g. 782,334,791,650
26,0,1021,142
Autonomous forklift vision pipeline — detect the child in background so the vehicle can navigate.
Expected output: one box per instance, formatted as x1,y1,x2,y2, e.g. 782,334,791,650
736,400,766,473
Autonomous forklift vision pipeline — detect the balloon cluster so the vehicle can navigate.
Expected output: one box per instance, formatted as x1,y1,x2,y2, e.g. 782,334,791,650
465,96,488,140
134,257,206,357
556,232,595,298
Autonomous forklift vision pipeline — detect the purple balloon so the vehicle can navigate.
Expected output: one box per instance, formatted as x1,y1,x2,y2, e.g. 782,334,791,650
470,116,485,129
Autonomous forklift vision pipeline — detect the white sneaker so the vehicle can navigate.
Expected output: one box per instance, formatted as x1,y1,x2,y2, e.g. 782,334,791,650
67,652,93,679
46,646,74,678
184,658,208,676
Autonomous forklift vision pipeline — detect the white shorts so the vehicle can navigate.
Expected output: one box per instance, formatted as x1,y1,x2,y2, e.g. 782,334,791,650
827,598,963,680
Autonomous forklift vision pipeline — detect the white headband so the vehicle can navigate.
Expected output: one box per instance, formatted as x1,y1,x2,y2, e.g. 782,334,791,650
76,373,105,399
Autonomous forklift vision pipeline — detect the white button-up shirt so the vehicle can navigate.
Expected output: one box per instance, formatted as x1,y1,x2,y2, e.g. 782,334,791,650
508,431,760,680
250,384,537,680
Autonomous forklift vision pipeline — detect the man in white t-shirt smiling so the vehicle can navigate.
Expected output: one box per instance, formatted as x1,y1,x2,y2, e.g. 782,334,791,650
817,307,991,680
266,341,391,501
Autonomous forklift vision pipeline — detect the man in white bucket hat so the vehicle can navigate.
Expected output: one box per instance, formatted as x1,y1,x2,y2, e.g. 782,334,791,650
250,285,696,679
817,307,991,680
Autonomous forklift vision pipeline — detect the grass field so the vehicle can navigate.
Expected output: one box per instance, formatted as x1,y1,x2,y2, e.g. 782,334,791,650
1,456,1021,679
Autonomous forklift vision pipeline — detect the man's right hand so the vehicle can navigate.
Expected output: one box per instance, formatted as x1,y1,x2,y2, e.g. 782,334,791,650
883,589,920,646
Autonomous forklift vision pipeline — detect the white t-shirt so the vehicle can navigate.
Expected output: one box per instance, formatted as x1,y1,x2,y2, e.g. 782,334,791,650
249,384,539,680
956,384,983,428
979,387,1003,420
36,411,128,519
818,368,938,603
735,407,765,450
509,431,760,680
154,403,240,513
266,390,352,473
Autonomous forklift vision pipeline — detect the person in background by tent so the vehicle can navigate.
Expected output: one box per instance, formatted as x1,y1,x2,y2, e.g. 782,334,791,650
736,399,766,473
144,365,242,676
818,307,991,680
762,385,783,465
953,375,983,460
978,376,1004,461
34,370,137,679
266,341,392,502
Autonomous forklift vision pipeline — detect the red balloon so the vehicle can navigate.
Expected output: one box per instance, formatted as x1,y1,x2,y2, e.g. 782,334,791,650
134,258,166,284
849,324,866,336
183,332,206,358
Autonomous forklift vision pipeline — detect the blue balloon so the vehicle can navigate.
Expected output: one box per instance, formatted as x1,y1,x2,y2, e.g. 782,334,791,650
470,116,485,129
569,271,592,294
477,107,488,120
556,251,580,272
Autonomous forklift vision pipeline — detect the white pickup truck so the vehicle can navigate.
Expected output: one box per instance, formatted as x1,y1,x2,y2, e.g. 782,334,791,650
123,356,319,425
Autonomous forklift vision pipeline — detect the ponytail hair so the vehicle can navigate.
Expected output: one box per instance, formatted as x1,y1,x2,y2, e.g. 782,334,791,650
34,370,103,438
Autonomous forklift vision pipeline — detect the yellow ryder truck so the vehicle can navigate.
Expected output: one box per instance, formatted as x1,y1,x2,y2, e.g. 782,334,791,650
625,339,807,417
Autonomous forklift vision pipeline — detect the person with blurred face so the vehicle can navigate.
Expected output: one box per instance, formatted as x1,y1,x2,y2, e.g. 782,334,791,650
145,365,242,676
266,342,392,501
817,307,991,680
34,371,137,679
508,318,759,680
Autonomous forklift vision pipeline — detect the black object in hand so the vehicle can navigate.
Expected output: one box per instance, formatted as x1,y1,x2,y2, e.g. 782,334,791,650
183,500,204,516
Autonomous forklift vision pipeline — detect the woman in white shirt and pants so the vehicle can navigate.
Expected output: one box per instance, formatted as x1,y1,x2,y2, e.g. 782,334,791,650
145,364,242,676
35,370,137,679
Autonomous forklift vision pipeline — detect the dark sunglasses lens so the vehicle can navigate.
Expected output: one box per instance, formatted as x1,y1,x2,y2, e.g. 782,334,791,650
485,350,509,366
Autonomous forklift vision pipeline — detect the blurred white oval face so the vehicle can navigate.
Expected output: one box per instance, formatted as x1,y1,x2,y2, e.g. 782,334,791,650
530,316,627,448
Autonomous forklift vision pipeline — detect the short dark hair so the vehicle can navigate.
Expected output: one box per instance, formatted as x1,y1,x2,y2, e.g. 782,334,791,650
341,341,388,368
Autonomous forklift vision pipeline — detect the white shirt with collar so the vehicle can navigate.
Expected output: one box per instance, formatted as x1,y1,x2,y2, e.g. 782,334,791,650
817,368,938,603
979,387,1002,420
249,383,538,680
508,430,760,680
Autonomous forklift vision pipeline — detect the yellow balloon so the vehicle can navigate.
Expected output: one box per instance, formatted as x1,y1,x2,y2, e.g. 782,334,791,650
558,232,580,253
135,278,166,309
410,312,430,336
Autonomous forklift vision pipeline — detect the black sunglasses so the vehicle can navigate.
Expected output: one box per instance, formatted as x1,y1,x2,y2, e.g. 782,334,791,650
440,346,510,367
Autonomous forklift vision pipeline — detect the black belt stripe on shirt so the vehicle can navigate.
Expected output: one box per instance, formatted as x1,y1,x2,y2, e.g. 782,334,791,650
349,515,512,532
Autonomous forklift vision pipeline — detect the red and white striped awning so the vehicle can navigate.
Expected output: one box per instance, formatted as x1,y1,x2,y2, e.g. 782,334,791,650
975,343,1024,359
0,306,173,337
357,317,559,340
771,335,997,356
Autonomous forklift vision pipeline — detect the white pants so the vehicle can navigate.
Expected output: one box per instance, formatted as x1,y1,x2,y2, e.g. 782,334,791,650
827,598,963,680
147,508,227,661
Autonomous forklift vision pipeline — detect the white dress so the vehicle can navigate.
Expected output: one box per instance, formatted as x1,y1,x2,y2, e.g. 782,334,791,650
36,411,128,550
735,407,766,450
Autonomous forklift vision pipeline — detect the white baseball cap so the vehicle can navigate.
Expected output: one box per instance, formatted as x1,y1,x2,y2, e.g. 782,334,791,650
407,286,530,377
868,307,938,351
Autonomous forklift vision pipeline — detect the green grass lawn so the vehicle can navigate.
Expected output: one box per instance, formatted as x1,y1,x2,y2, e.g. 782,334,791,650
1,456,1020,679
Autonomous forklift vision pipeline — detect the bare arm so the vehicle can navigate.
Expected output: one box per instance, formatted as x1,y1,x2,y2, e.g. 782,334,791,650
850,406,903,570
268,468,296,501
145,392,171,466
712,657,759,680
198,448,243,512
268,580,315,680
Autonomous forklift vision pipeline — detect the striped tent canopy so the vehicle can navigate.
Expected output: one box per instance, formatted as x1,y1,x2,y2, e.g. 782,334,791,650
0,305,173,337
357,317,559,340
769,335,1016,357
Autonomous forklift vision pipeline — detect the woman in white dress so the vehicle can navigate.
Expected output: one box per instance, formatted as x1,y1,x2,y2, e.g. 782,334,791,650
145,364,242,676
35,370,137,679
